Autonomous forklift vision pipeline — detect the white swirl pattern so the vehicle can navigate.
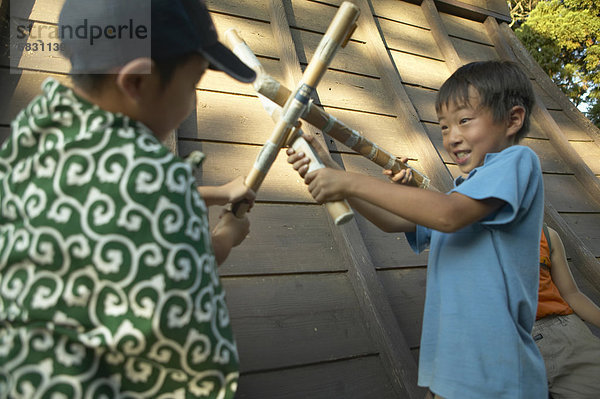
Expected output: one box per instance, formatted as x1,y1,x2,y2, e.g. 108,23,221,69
0,78,238,398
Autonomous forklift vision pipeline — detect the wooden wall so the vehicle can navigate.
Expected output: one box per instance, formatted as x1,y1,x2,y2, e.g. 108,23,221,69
2,0,600,397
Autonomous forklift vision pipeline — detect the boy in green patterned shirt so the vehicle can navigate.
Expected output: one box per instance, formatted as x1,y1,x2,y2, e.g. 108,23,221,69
0,0,256,397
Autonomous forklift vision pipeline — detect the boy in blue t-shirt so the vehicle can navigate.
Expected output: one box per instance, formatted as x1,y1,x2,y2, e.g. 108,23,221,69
287,61,547,398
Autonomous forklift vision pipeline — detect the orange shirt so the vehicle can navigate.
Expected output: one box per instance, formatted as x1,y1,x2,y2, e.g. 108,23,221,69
536,229,573,320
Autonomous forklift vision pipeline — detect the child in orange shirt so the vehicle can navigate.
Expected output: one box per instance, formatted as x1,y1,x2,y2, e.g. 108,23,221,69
535,225,600,398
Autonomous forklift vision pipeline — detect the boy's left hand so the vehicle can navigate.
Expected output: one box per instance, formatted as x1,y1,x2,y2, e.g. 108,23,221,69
304,168,350,203
382,157,413,185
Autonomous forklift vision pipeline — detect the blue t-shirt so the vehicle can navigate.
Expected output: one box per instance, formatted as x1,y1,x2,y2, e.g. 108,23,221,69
407,146,547,398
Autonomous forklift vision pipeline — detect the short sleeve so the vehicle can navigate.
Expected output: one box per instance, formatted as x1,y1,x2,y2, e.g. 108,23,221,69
450,146,542,226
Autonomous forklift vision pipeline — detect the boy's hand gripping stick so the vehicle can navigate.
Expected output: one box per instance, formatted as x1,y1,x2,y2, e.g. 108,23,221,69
288,128,354,224
258,93,354,225
229,2,360,224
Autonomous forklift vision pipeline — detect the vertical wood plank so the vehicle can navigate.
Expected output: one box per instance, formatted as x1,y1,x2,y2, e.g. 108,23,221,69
421,0,462,72
267,1,424,397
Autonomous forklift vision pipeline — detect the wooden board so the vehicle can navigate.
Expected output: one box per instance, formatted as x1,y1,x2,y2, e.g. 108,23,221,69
237,355,396,399
377,267,427,348
450,36,499,64
0,68,69,124
456,0,511,18
18,0,64,23
322,106,418,159
7,20,70,74
353,211,430,269
526,117,550,140
377,17,443,61
10,4,278,76
403,85,438,123
536,94,562,113
436,0,511,22
440,12,492,45
210,204,347,276
570,141,600,175
206,0,270,22
287,0,367,43
222,273,377,372
179,140,313,203
523,138,572,174
0,125,11,145
390,49,449,90
371,0,429,28
560,214,600,257
185,93,427,173
211,14,279,59
189,90,276,144
194,52,391,117
548,110,595,142
533,80,561,111
187,88,422,161
314,70,396,116
291,29,378,77
543,174,600,213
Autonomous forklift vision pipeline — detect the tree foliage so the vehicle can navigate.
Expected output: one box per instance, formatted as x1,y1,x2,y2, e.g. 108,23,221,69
508,0,600,127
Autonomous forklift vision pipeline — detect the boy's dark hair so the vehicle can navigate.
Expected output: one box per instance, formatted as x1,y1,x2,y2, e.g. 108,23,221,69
70,53,197,94
435,61,535,142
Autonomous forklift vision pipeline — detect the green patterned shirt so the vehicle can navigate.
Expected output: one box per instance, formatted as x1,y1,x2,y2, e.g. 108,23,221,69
0,78,239,398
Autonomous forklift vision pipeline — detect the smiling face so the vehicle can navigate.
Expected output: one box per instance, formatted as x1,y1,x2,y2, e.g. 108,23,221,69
438,87,517,175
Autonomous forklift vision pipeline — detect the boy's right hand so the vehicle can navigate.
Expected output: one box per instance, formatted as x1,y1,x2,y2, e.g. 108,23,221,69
286,131,340,178
223,176,256,206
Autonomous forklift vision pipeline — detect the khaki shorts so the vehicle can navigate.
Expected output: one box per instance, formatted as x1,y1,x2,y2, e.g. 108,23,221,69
533,314,600,398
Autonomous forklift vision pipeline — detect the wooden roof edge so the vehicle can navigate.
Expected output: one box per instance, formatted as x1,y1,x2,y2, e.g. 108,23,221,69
433,0,511,24
484,17,600,205
496,22,600,146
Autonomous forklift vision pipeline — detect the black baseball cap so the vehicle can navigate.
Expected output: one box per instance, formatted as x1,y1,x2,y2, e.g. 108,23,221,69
59,0,255,82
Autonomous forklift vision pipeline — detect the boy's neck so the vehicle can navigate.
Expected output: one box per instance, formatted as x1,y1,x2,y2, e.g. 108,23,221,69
72,82,132,117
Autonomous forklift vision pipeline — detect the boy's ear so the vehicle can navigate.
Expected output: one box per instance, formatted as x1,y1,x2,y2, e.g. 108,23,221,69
506,105,526,139
115,58,154,102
